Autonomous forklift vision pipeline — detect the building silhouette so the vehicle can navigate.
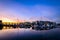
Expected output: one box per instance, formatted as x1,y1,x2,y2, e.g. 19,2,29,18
0,20,3,29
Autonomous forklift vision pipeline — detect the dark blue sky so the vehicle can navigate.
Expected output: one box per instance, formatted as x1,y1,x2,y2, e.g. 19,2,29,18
0,0,60,23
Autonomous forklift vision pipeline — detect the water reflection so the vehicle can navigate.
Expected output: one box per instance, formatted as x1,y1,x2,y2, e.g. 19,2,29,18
3,26,13,29
0,26,60,40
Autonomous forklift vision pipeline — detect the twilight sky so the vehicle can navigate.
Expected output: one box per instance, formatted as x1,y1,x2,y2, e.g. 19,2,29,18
0,0,60,23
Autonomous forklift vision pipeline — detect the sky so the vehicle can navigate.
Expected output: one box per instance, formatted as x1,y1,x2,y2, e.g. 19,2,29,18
0,0,60,23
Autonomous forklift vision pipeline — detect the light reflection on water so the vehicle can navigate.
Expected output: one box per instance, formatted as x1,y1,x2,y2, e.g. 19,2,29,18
1,26,30,35
0,26,60,39
2,26,13,30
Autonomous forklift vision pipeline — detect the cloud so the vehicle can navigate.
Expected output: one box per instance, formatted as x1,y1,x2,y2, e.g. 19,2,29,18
0,3,60,23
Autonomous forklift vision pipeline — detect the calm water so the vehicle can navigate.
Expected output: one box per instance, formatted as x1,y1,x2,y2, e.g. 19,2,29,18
0,26,60,40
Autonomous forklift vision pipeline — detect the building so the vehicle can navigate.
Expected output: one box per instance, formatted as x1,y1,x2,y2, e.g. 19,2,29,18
0,20,3,30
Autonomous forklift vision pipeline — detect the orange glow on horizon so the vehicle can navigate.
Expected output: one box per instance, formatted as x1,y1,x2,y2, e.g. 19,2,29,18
0,17,32,23
0,18,16,23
